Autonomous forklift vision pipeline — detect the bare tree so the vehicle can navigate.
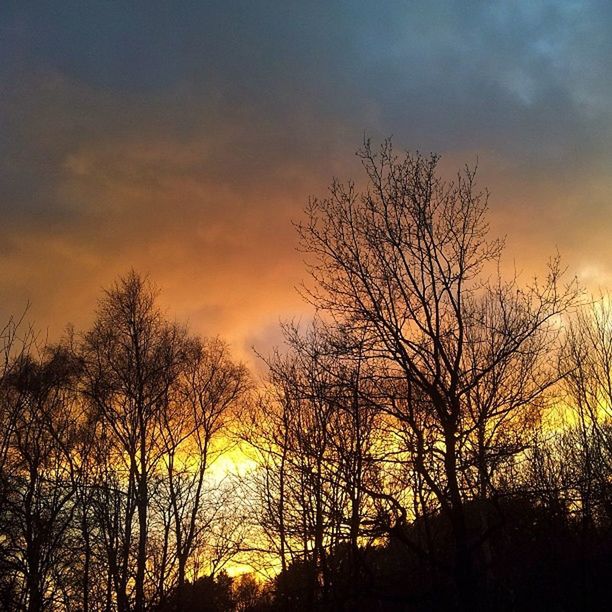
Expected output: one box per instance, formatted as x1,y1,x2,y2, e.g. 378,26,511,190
241,319,384,607
559,295,612,528
159,336,249,604
297,139,578,600
1,344,80,611
80,272,190,612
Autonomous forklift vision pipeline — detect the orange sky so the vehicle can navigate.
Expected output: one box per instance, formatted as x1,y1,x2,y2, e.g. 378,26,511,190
2,3,612,367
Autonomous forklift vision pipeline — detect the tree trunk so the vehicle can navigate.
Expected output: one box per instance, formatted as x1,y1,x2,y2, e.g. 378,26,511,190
135,429,148,612
444,426,475,610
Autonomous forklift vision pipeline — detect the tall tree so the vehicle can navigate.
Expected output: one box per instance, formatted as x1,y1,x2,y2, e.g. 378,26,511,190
297,139,577,601
160,336,249,603
80,272,190,612
1,345,80,611
560,295,612,528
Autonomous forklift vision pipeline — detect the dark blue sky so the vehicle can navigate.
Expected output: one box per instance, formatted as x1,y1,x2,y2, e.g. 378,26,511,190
1,1,611,356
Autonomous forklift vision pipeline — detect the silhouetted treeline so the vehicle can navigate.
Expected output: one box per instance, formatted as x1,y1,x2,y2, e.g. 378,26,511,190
0,274,250,611
3,142,612,610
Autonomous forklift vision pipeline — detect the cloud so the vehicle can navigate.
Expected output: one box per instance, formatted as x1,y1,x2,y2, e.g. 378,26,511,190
1,1,612,358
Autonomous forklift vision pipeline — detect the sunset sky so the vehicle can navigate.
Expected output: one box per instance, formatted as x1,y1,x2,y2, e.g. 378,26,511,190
2,1,612,363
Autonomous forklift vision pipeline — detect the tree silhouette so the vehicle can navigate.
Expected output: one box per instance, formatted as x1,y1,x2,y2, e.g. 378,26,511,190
296,139,578,605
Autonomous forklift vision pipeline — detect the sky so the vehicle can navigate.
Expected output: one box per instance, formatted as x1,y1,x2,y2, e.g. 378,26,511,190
2,1,612,364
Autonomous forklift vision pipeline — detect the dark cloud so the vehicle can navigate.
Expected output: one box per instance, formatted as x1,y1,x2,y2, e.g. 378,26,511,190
1,1,612,358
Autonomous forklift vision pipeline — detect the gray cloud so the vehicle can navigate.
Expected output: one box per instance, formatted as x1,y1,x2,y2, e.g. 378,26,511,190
1,1,612,355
